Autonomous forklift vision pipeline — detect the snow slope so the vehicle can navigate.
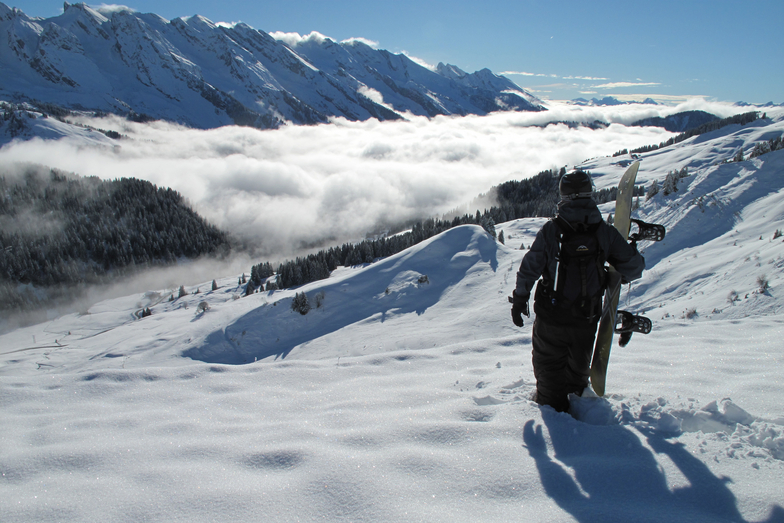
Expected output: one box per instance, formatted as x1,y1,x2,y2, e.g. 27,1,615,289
1,112,784,522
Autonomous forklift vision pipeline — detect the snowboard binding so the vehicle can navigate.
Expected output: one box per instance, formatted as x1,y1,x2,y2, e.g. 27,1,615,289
614,310,652,347
629,219,666,243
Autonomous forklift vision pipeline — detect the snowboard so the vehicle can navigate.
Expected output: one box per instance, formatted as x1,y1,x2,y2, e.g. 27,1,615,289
589,161,640,396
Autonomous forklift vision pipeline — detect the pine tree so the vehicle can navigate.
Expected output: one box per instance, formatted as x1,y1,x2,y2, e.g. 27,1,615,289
481,216,496,238
291,292,310,315
646,180,660,201
662,170,679,196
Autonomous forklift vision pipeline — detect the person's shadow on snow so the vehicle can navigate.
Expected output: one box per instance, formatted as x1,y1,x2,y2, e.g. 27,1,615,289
523,410,784,523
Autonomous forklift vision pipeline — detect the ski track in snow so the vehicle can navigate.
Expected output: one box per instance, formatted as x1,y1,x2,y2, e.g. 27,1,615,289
2,112,784,522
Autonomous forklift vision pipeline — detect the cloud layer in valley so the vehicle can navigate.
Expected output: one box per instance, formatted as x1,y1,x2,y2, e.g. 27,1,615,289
0,101,743,263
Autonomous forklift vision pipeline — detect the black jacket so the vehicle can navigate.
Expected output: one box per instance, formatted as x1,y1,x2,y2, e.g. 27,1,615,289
515,199,645,321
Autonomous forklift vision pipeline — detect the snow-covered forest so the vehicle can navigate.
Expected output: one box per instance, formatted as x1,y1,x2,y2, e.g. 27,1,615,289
0,165,229,313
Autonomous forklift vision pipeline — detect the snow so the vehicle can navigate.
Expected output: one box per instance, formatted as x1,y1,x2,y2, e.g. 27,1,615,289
2,112,784,522
4,115,118,147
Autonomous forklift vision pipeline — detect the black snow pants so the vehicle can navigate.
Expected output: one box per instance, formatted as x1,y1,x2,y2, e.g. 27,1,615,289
531,317,598,413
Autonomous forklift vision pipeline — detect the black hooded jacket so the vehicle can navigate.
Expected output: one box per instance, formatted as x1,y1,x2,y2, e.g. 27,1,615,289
515,198,645,323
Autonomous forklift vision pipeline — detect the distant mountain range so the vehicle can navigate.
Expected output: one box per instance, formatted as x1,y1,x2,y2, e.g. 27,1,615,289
735,101,783,108
573,96,784,109
570,96,659,107
0,2,545,129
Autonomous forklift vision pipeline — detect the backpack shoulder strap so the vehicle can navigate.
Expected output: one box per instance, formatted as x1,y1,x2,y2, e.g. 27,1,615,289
551,216,569,292
584,220,601,234
553,215,572,235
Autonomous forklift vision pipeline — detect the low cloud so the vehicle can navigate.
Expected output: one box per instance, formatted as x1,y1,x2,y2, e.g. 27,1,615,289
269,31,379,50
564,76,610,81
595,81,661,89
400,52,436,71
0,102,742,263
357,86,395,111
502,72,610,81
94,4,136,15
341,37,379,48
502,71,557,78
0,207,63,238
215,21,243,29
270,31,331,47
503,74,660,91
0,252,256,334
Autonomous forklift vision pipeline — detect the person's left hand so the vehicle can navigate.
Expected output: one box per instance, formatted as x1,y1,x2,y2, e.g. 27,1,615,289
510,291,529,327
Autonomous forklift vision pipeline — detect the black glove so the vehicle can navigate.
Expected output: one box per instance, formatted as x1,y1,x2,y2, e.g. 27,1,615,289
510,291,530,327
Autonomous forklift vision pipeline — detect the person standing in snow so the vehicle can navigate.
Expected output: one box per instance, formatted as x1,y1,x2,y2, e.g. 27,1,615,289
510,170,645,412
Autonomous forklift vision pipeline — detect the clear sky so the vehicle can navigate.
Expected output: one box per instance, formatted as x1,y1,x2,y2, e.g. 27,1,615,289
10,0,784,104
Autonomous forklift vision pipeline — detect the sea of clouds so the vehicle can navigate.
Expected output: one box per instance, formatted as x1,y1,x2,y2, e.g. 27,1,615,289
0,100,742,263
0,99,753,329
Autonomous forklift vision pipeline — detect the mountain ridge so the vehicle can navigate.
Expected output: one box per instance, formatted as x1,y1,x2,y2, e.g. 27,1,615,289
0,2,545,129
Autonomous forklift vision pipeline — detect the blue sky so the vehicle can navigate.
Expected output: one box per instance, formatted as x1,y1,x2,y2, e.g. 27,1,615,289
11,0,784,104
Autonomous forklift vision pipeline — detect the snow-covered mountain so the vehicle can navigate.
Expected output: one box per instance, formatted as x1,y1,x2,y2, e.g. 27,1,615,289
0,2,544,129
1,108,783,521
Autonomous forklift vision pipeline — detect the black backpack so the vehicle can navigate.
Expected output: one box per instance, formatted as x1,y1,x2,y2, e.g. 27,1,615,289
539,216,608,323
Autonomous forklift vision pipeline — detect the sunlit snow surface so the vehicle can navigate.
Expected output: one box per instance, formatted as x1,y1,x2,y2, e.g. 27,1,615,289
2,110,784,521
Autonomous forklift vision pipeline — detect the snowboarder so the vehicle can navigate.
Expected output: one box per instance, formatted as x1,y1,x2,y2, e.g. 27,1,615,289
510,170,645,412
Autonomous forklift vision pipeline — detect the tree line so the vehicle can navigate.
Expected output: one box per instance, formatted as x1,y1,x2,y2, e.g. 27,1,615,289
248,168,644,292
628,112,761,155
748,132,783,159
